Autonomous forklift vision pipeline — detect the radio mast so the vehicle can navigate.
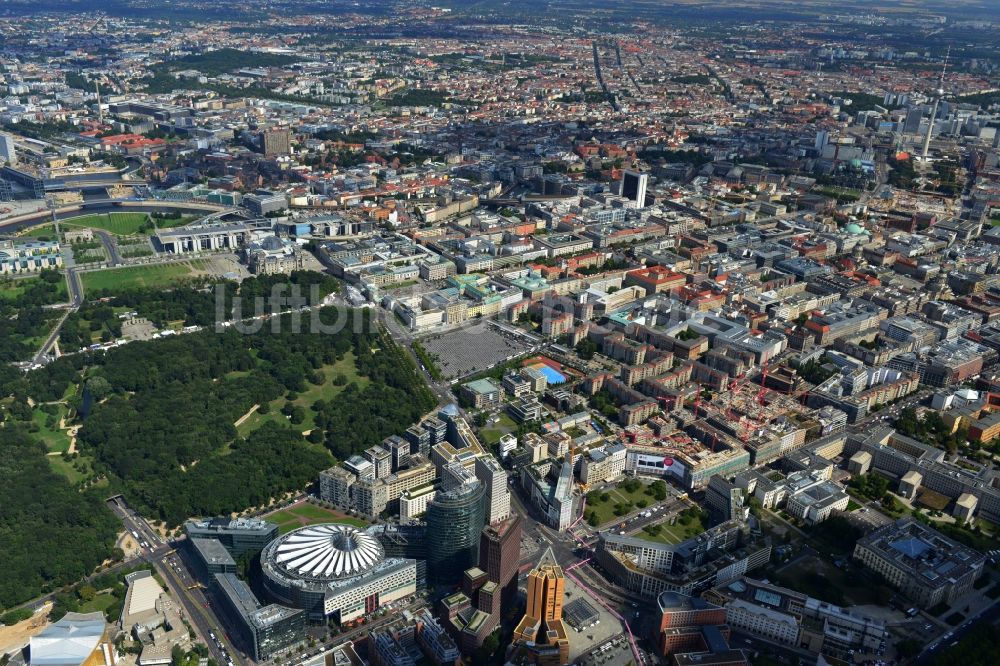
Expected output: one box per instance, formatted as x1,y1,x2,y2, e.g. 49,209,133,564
921,47,949,160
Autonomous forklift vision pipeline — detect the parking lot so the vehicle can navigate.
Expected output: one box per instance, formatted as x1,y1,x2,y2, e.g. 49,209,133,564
419,323,536,380
851,502,895,530
575,634,635,666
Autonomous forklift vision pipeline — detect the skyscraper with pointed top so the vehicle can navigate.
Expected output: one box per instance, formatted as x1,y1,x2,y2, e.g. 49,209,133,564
510,547,569,665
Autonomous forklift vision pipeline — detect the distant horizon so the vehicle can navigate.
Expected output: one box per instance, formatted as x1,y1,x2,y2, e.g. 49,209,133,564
1,0,998,22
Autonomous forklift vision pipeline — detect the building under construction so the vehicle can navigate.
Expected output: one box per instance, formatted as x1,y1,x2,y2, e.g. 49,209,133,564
621,426,751,491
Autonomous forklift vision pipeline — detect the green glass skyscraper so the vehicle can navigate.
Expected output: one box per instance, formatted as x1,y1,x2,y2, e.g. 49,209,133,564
426,473,486,583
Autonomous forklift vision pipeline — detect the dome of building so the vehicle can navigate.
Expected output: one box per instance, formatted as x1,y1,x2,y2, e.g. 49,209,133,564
271,524,383,580
845,223,868,235
261,235,285,251
259,522,417,623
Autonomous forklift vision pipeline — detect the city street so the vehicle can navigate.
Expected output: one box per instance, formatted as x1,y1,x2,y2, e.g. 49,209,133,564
106,497,239,666
917,600,1000,664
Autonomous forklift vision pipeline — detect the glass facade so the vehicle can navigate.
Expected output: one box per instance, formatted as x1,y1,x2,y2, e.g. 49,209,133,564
251,605,307,660
426,480,486,583
213,573,305,660
184,517,278,557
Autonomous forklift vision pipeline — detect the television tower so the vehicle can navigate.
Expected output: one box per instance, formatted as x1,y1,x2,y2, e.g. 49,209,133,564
95,80,103,123
921,48,949,160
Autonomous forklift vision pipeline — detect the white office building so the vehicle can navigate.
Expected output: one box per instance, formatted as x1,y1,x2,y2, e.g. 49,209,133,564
621,170,648,208
399,484,436,525
475,455,511,525
726,599,800,646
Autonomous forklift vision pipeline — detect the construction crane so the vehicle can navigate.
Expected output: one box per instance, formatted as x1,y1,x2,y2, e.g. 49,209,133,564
728,370,749,394
657,394,677,411
737,419,750,443
757,363,770,406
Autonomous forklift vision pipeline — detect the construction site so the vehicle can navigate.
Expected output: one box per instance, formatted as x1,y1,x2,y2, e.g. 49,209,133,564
610,365,815,490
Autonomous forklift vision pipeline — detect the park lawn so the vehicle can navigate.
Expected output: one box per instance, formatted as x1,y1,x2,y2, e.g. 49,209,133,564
152,214,201,230
237,351,369,436
80,261,207,293
586,499,625,527
276,519,303,535
61,381,80,402
264,503,369,534
53,277,70,302
0,278,33,300
32,405,73,453
585,481,660,526
636,514,705,545
973,519,999,542
607,483,657,506
64,312,112,345
480,412,517,445
48,453,94,485
0,281,24,300
0,273,69,302
289,504,357,521
60,212,150,236
18,224,58,239
78,592,117,614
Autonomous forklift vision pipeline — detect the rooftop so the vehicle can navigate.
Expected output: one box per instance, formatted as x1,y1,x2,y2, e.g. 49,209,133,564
30,613,106,666
857,517,986,589
271,524,384,580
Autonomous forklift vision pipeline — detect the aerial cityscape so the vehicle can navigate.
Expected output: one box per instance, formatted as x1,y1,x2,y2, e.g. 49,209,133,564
1,1,1000,666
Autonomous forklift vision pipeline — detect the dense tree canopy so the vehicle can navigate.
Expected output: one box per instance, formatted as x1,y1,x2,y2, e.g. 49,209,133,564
131,423,334,524
2,298,436,607
62,270,342,351
896,407,968,453
0,270,66,361
0,428,120,610
313,332,436,460
69,306,433,523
